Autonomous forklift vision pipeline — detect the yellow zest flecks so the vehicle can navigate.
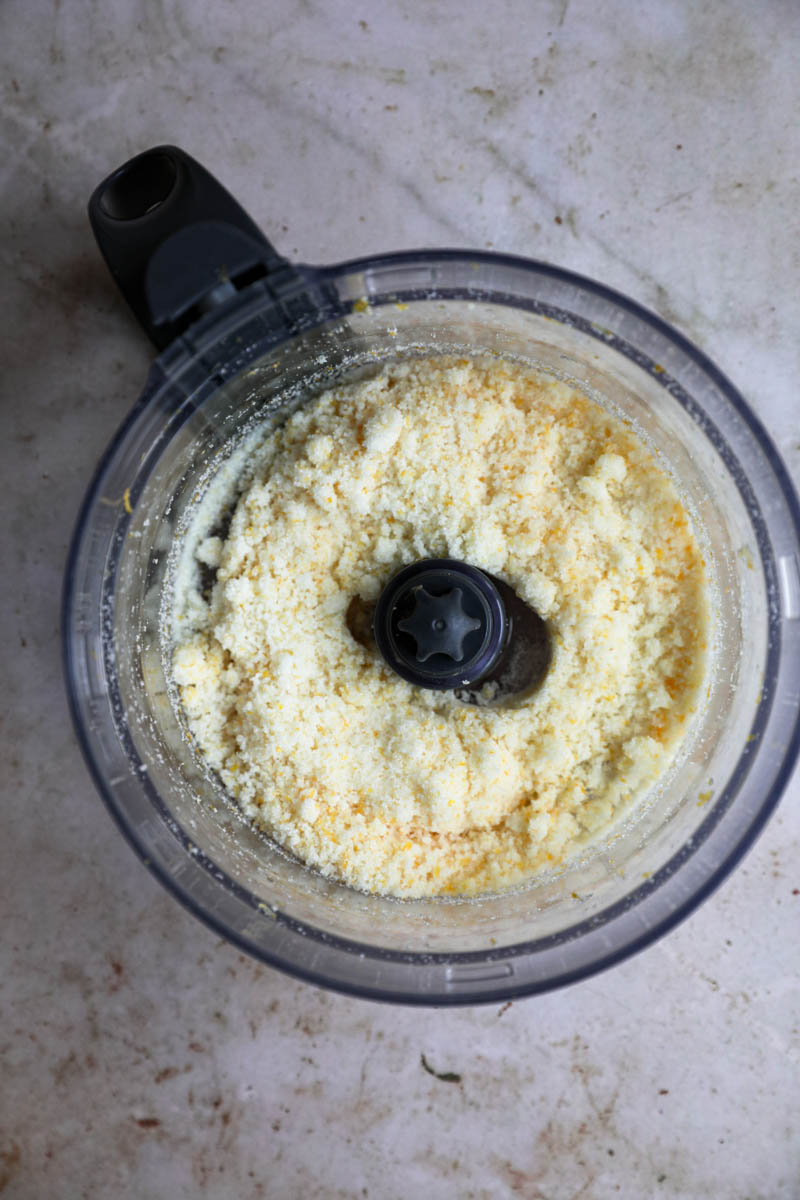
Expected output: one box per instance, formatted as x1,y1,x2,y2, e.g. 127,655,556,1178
171,356,711,899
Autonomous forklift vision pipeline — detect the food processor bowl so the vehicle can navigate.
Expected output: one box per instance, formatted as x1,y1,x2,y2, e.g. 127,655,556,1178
63,147,800,1004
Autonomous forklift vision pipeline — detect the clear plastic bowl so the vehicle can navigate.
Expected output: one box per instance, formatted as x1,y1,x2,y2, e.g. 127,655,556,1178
63,251,800,1004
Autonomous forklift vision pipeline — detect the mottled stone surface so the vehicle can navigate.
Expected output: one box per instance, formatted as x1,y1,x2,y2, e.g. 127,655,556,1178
1,0,799,1197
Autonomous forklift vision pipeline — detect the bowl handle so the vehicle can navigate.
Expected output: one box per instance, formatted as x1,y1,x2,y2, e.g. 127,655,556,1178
88,145,289,349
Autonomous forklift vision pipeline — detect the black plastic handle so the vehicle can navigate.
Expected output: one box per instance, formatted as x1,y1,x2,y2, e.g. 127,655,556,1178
88,145,289,349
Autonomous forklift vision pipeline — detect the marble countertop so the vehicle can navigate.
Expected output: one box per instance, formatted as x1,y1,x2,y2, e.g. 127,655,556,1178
2,0,799,1196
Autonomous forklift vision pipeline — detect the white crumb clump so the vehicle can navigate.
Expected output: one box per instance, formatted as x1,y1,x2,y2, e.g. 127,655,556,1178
171,356,710,898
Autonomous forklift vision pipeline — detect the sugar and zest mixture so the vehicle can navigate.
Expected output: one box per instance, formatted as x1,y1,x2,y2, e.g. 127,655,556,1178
172,357,709,898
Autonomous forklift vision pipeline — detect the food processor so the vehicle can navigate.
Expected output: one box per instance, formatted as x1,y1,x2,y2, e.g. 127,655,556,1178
63,145,800,1004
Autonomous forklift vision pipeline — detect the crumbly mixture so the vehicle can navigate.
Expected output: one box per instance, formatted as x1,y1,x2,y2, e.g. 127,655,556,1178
172,357,710,897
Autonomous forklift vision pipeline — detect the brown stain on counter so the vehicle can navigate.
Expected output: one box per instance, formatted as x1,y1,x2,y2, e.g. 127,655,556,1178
0,1142,22,1194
